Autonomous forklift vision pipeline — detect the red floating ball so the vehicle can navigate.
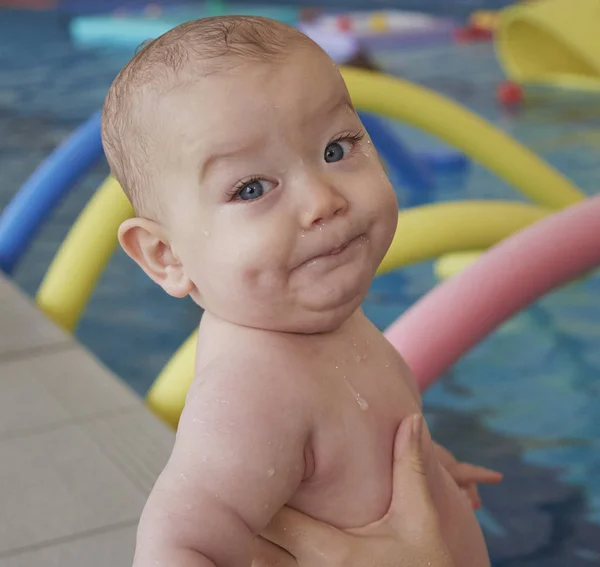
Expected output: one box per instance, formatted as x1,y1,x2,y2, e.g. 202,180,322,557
497,81,524,107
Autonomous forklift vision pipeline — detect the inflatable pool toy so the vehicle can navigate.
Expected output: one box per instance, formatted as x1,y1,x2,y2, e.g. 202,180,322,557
341,67,584,208
376,201,549,276
35,176,132,331
0,110,103,275
70,4,300,48
434,251,482,281
385,193,600,392
497,80,524,108
418,149,469,173
496,0,600,91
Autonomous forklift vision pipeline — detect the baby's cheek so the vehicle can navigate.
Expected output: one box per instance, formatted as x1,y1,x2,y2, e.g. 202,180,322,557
239,261,287,298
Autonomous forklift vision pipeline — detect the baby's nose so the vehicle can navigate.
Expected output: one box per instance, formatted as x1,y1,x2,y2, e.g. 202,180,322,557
301,183,349,229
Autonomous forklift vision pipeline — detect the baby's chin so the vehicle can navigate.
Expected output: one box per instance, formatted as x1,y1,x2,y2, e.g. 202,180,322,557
238,293,366,335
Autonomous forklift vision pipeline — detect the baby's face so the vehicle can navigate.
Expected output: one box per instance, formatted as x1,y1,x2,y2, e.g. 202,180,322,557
156,46,398,333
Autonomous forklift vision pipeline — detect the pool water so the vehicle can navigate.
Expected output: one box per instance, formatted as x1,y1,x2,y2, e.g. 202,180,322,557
2,6,600,565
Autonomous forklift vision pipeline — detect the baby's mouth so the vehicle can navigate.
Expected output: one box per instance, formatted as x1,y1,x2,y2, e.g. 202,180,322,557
324,240,352,256
310,233,363,262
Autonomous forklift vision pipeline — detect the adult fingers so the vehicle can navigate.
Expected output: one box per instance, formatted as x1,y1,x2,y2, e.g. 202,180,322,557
386,414,440,533
253,536,298,567
262,506,343,566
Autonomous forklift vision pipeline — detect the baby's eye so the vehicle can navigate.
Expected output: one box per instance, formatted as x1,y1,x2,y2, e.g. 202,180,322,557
324,139,353,163
235,178,275,201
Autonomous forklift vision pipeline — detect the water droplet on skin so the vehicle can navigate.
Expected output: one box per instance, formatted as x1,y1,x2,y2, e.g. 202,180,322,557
356,395,369,411
180,473,187,481
385,363,390,368
342,376,369,411
267,468,276,477
203,229,211,237
301,230,306,238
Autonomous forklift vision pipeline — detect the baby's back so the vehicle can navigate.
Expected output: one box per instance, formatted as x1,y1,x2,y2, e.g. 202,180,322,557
197,313,490,567
286,320,490,566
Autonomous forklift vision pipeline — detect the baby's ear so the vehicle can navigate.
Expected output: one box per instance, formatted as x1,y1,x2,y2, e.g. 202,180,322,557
118,218,193,298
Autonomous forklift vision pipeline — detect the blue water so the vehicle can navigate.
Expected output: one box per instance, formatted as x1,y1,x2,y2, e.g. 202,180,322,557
2,5,600,565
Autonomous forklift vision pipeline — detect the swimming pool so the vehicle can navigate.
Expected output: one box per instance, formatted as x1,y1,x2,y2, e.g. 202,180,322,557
1,6,600,565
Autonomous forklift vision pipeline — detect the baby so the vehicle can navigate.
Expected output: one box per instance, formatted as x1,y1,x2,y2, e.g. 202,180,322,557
101,16,501,567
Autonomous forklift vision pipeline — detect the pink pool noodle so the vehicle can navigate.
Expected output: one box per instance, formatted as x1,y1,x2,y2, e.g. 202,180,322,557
384,194,600,392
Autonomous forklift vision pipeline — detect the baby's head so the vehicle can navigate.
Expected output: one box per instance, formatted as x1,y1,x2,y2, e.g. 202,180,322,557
102,16,398,334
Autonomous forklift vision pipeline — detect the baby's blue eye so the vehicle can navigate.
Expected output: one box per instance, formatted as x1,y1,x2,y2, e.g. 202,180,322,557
238,180,265,200
235,178,275,201
324,140,351,163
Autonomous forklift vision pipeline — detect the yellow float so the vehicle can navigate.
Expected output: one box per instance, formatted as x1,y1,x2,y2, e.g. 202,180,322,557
36,177,131,331
495,0,600,92
434,251,483,281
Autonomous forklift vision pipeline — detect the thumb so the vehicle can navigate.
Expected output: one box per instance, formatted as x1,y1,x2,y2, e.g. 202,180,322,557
386,414,439,532
263,506,343,566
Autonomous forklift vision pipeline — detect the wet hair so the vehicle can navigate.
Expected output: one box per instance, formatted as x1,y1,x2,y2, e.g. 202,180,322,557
101,16,313,217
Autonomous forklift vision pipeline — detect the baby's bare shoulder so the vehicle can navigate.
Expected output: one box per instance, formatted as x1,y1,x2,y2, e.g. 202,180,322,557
183,337,316,430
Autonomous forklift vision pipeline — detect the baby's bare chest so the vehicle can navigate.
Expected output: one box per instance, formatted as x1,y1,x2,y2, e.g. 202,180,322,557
289,337,422,528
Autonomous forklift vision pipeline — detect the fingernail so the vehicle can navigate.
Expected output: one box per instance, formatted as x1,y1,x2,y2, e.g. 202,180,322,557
412,414,423,438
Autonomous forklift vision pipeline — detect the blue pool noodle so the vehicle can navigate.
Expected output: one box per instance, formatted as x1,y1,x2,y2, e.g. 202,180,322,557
0,111,104,274
358,112,434,193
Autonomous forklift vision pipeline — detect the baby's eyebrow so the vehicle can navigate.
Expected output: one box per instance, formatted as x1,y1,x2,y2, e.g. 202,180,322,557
199,141,262,182
320,94,354,120
198,95,354,182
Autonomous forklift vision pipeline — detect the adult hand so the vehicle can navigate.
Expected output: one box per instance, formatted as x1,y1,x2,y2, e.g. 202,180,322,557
258,414,455,567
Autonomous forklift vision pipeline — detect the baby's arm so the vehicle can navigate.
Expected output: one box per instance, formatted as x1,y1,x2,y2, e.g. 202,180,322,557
133,360,312,567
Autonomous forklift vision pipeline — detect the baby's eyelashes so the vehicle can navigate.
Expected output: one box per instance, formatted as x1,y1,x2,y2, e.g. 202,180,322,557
230,177,277,202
